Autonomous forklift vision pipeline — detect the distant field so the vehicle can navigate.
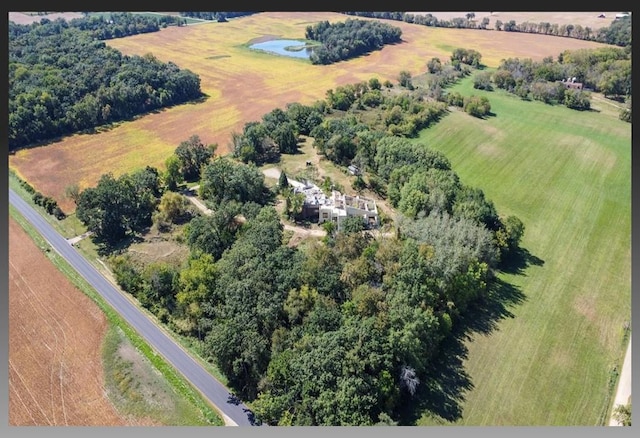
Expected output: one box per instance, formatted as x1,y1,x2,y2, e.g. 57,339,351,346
410,11,620,30
414,75,631,425
84,11,205,25
8,11,615,213
8,11,205,25
8,11,84,24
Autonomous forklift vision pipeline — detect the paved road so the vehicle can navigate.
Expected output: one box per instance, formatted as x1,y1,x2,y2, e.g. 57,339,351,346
9,189,257,426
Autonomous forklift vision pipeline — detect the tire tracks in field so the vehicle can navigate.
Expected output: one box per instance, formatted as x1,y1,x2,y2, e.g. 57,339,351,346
10,258,70,425
9,360,48,425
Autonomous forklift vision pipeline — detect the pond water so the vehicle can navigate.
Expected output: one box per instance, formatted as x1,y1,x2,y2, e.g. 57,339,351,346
249,39,315,59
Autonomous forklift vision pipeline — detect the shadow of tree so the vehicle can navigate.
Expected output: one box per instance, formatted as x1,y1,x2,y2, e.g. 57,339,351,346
396,329,474,424
94,231,146,257
499,247,545,276
396,248,536,425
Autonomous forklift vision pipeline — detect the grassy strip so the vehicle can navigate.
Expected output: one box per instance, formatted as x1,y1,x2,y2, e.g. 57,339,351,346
9,204,224,426
102,324,218,425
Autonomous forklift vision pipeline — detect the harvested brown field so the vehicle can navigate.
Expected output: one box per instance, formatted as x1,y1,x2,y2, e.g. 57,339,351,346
8,11,84,25
8,217,156,426
8,11,615,212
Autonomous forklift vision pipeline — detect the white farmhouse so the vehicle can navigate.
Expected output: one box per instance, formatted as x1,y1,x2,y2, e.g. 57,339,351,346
318,190,378,229
291,178,379,229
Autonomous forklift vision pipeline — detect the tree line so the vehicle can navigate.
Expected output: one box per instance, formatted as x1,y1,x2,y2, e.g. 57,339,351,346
9,12,186,40
9,19,203,151
71,12,186,39
472,46,631,113
305,18,402,65
342,12,631,47
12,172,66,220
179,12,256,22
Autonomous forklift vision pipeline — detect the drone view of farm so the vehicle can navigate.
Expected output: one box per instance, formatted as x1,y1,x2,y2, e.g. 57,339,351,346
8,11,631,427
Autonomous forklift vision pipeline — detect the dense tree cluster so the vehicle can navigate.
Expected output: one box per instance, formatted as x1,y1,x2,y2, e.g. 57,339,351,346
342,12,631,47
75,166,162,247
489,46,631,110
97,95,524,427
69,12,185,39
9,12,185,41
9,19,202,151
127,196,521,425
231,104,325,165
305,19,402,65
108,188,520,425
559,47,632,97
596,15,631,46
84,45,528,426
198,157,270,208
319,80,448,148
450,48,482,67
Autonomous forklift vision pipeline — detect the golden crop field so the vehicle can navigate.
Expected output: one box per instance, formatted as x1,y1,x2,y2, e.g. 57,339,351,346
8,11,614,212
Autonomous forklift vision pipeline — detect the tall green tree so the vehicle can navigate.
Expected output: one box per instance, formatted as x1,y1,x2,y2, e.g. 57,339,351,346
76,171,158,247
199,157,267,207
175,134,216,181
164,153,184,191
185,201,241,260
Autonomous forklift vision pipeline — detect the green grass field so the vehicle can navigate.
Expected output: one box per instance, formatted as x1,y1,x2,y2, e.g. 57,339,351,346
414,74,631,425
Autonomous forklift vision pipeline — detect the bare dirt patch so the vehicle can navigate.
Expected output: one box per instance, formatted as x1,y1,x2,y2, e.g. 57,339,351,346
477,142,503,158
127,236,190,267
8,217,152,426
573,293,597,324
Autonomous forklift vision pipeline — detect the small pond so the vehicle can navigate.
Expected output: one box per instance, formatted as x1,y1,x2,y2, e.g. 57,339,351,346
249,39,316,59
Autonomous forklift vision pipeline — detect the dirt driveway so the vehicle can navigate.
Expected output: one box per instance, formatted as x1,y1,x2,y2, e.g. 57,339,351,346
609,334,632,426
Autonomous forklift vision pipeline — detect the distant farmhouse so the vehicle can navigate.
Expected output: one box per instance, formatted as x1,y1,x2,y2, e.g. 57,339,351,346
288,178,379,229
558,77,583,90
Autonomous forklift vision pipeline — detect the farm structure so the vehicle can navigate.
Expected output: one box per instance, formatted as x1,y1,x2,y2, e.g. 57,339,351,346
558,78,584,90
289,178,379,229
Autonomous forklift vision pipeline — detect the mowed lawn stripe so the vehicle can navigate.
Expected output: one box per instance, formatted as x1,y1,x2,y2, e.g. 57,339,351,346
414,77,630,425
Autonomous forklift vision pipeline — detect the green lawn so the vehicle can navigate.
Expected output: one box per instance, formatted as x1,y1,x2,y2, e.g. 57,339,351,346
414,74,631,425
